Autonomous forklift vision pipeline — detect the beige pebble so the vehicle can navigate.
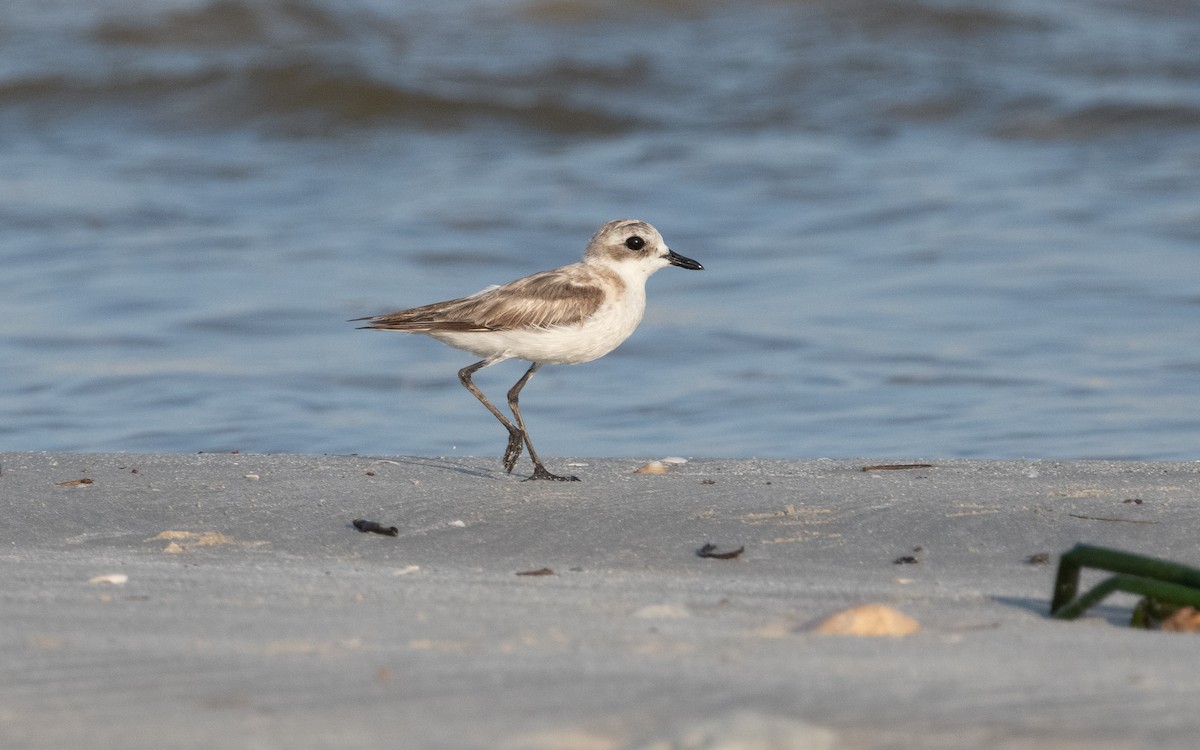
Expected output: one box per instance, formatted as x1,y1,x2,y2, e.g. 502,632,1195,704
812,603,920,637
634,461,668,474
1161,606,1200,632
633,603,690,619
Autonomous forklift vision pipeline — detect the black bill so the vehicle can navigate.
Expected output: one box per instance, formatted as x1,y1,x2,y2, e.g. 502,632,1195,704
666,249,703,270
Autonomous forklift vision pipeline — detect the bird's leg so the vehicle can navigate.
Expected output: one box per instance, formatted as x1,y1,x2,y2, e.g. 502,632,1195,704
458,358,524,473
507,363,579,482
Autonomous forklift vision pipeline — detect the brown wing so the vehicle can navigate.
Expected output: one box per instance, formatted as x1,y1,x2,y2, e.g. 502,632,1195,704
354,265,613,333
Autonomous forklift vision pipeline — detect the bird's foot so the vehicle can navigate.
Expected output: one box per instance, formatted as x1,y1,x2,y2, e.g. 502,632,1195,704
502,429,525,474
525,464,580,482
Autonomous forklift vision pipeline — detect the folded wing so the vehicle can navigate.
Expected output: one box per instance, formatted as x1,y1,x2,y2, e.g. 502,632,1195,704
354,265,610,333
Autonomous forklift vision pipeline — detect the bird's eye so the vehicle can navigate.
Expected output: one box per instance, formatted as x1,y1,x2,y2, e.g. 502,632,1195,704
624,236,645,251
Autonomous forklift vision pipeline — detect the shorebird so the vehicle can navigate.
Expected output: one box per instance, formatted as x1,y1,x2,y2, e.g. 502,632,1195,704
354,219,703,481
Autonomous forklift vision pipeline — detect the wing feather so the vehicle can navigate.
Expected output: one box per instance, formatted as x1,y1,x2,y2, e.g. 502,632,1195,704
355,265,615,333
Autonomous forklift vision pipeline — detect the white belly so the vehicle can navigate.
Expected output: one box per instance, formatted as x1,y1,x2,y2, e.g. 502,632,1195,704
429,292,646,365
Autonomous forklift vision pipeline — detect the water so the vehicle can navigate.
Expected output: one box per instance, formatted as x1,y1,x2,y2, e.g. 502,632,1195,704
2,0,1199,460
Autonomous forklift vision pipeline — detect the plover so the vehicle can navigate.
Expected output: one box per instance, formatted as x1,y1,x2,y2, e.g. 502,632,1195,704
354,219,703,481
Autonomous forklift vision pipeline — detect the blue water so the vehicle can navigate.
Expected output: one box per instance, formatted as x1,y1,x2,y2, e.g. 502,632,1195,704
2,0,1199,460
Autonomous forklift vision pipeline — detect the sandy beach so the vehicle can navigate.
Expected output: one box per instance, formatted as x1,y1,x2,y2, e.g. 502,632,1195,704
3,452,1199,749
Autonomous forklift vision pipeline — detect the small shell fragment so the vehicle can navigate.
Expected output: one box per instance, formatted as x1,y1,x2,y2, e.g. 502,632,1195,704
89,573,129,585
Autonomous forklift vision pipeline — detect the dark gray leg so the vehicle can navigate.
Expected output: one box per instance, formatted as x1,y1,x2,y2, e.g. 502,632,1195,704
458,358,525,473
507,362,579,482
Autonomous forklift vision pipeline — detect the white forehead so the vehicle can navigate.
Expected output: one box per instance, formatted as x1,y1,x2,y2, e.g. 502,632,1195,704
584,220,665,263
591,219,661,246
